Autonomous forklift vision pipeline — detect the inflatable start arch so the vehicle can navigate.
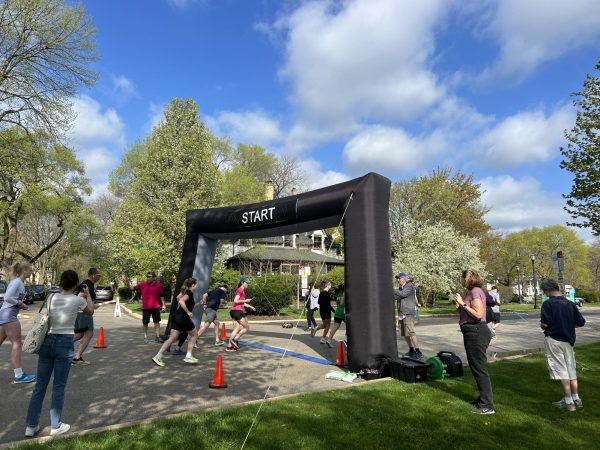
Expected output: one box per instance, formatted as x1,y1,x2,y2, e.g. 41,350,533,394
174,172,397,372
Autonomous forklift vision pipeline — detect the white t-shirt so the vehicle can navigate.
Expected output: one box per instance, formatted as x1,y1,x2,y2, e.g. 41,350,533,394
48,293,88,335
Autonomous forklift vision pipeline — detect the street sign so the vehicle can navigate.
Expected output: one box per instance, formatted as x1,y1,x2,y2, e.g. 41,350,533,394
304,266,311,276
301,275,308,289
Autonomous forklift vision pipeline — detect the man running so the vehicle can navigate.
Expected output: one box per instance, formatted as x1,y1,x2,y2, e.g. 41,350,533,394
72,268,101,365
133,271,166,344
196,285,229,346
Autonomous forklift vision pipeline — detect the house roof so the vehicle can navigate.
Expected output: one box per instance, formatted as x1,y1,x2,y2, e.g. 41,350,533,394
227,247,344,265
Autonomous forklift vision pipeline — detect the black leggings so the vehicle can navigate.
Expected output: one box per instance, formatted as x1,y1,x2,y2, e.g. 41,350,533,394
306,308,317,328
461,323,494,409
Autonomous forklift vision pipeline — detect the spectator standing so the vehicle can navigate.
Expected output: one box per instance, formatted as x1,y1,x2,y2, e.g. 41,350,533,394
0,262,36,384
72,268,101,365
451,269,495,415
25,270,94,437
305,283,319,332
133,271,166,344
394,273,422,359
540,278,586,411
311,281,335,347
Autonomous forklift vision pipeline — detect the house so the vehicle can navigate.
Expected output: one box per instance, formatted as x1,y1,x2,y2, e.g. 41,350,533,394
225,230,344,277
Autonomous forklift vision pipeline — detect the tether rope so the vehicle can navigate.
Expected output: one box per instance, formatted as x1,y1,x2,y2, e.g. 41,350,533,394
239,193,354,450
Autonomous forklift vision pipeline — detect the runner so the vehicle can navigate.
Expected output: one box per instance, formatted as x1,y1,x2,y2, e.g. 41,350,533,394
152,278,200,366
311,281,335,346
327,284,345,347
226,278,256,352
196,285,229,346
72,268,101,365
133,271,166,344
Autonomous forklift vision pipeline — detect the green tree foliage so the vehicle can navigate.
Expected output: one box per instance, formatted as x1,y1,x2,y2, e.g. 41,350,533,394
0,128,90,271
560,58,600,236
220,166,266,206
233,144,276,184
489,225,591,289
390,168,490,243
106,99,220,280
107,140,147,198
0,0,97,137
392,219,485,305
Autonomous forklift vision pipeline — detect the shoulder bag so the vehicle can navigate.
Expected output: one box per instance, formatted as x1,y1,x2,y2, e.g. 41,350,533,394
22,293,54,354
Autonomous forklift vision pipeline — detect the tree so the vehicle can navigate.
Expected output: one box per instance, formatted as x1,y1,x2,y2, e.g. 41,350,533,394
106,98,220,280
233,144,276,184
390,168,490,242
107,140,147,198
220,166,266,206
0,127,90,271
560,58,600,236
270,155,308,198
392,219,485,305
0,0,97,137
588,238,600,290
88,192,121,230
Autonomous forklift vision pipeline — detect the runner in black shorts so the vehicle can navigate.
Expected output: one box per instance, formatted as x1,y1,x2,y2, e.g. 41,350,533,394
152,278,200,366
226,278,255,352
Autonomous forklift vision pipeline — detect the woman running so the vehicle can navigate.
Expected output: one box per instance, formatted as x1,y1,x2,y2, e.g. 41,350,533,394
311,281,335,346
152,278,200,366
226,277,256,352
0,262,36,384
328,284,346,346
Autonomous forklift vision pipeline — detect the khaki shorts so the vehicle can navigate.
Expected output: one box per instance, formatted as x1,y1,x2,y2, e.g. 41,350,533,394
400,314,416,337
545,336,577,380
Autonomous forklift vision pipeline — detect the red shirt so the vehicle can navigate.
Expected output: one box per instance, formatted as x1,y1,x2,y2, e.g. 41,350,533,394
134,281,164,309
232,287,245,311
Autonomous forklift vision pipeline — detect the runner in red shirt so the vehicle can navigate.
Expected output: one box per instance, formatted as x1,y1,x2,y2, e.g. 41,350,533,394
226,277,256,352
133,271,166,344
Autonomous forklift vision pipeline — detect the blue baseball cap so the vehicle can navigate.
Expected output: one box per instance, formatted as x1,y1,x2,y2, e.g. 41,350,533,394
395,272,408,279
240,277,251,283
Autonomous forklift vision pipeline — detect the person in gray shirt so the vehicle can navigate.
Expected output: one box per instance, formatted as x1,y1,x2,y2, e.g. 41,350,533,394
393,272,423,359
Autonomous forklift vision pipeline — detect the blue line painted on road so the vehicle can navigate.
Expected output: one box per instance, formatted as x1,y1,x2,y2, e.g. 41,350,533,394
238,340,332,365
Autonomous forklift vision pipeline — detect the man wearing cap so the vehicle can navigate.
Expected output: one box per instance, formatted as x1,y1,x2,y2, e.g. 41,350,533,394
133,271,166,344
394,273,423,359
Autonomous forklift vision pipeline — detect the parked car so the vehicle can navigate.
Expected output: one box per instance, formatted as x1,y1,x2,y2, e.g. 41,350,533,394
95,285,114,301
25,284,47,304
47,286,60,294
0,279,7,307
574,297,584,307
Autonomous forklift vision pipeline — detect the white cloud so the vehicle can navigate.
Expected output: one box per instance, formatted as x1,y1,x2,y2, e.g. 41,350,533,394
343,125,447,176
167,0,205,10
476,106,574,167
277,0,448,125
69,95,126,149
110,74,137,99
80,146,119,185
480,0,600,83
298,158,350,191
205,110,283,148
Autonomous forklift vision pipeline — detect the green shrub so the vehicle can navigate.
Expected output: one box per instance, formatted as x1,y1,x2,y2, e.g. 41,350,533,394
245,274,297,315
577,290,600,303
117,286,132,300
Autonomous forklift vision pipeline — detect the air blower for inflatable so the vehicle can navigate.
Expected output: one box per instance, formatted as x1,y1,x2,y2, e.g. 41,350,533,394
426,356,445,380
436,351,464,377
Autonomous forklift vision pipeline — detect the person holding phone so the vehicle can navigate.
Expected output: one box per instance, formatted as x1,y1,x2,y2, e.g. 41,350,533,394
450,269,495,415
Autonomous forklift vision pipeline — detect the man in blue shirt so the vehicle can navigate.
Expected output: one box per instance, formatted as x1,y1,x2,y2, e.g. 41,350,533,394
540,278,586,412
196,285,229,346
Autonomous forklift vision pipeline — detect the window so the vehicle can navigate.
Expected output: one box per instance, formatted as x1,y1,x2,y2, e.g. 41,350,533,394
281,263,300,275
284,235,294,247
313,235,323,249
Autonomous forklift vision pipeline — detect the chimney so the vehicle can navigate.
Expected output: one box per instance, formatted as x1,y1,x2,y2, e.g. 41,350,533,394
265,180,274,200
291,187,298,196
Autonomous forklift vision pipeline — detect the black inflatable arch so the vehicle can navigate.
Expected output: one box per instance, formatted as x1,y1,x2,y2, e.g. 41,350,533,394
174,172,397,372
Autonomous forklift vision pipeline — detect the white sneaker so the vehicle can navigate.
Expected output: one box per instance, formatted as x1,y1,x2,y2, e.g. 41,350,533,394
326,339,334,348
25,425,40,437
319,337,327,344
50,423,70,436
215,340,226,346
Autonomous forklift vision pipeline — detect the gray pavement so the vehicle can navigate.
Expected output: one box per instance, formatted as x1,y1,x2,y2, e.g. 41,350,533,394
1,304,599,446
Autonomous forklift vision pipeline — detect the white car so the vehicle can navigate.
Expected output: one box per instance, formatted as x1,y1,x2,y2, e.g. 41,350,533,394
95,285,114,301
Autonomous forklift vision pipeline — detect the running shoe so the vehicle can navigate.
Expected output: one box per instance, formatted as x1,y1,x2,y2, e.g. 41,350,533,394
24,425,40,437
215,340,226,346
152,356,165,367
319,337,327,344
573,398,583,408
143,337,149,344
172,349,186,356
13,373,36,384
471,407,495,415
154,336,164,344
50,423,70,436
183,355,199,364
552,399,576,411
72,357,90,366
225,346,237,352
326,339,334,348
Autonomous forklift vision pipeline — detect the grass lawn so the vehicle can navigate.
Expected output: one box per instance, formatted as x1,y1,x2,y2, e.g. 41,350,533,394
16,343,600,449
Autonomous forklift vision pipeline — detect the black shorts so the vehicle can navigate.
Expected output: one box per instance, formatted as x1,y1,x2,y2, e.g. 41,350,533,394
74,327,89,334
172,314,195,333
492,312,501,323
319,307,332,320
230,310,245,322
142,308,161,324
334,316,345,324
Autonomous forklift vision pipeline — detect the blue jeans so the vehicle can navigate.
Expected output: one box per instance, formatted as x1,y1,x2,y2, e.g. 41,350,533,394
26,334,74,429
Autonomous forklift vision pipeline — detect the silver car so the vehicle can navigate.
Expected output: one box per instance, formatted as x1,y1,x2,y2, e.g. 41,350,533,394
95,285,114,301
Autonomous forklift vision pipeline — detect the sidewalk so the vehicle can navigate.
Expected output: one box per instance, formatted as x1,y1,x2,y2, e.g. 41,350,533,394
1,305,598,446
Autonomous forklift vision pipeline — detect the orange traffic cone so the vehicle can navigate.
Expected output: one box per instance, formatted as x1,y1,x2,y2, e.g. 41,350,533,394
93,326,107,348
219,323,227,341
209,355,228,389
335,341,345,366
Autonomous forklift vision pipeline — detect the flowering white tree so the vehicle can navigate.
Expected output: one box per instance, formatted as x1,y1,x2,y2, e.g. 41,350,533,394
392,219,486,304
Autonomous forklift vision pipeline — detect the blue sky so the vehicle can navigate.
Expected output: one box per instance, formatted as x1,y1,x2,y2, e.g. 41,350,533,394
71,0,600,240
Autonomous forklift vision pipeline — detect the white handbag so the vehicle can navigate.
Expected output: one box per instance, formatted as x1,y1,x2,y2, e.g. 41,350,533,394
22,294,54,354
